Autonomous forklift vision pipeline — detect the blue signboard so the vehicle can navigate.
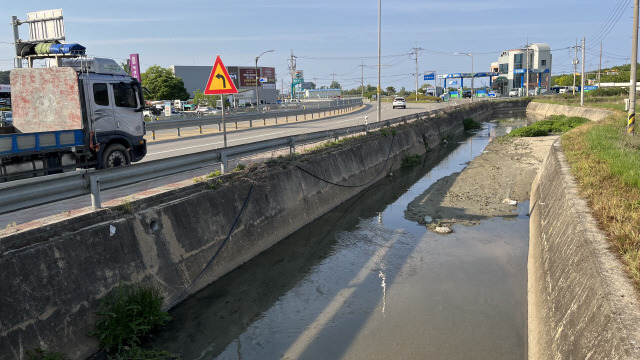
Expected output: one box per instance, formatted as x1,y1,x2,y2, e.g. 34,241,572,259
584,85,598,92
514,69,526,74
424,72,435,81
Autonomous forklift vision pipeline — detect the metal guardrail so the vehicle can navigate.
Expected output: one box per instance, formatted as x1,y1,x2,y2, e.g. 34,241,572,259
145,99,362,138
0,104,432,215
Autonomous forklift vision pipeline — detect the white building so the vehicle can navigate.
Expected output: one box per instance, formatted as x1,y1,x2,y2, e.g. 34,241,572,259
496,43,552,94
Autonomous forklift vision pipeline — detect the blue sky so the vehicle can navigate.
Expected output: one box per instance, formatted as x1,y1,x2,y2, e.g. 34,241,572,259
1,1,635,91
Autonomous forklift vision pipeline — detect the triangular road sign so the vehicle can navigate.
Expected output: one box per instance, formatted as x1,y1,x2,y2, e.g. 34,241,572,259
204,55,238,95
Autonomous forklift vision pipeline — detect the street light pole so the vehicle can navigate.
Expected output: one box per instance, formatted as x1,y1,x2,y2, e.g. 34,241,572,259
454,52,473,102
377,0,381,123
255,49,274,112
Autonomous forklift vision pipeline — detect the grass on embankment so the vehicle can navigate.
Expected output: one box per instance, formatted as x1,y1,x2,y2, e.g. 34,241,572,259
559,106,640,286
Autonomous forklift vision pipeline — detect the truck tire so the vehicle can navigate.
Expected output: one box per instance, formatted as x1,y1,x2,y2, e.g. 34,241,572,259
102,144,131,168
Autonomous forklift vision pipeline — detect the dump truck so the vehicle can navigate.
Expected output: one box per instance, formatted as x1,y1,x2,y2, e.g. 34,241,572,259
0,57,146,180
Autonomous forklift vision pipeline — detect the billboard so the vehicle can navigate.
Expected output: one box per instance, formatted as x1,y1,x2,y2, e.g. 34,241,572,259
293,70,304,85
239,67,259,87
424,71,435,81
226,66,240,88
261,67,276,83
129,54,141,81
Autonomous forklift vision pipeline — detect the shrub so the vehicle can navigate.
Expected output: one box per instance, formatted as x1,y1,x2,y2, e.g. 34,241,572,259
463,118,481,130
401,154,422,169
89,283,170,353
25,349,69,360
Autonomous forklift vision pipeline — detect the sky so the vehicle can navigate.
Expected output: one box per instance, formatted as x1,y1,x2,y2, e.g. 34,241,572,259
1,1,636,92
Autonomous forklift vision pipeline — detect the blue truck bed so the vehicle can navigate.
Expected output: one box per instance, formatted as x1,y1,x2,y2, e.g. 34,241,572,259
0,129,84,157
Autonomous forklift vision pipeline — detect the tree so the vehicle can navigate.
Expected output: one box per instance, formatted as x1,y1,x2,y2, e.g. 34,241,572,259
193,89,220,107
329,81,341,89
141,65,190,101
120,61,131,77
385,86,396,95
0,70,9,84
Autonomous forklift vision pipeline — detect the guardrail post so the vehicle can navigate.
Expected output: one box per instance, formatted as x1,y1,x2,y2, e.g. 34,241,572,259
177,128,181,137
89,174,101,209
218,123,221,131
220,152,228,174
263,118,266,126
235,122,238,129
289,137,296,154
249,119,253,127
199,126,202,134
295,115,298,122
152,130,156,140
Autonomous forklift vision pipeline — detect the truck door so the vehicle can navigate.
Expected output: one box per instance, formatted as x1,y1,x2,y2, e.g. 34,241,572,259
89,81,116,136
112,81,144,138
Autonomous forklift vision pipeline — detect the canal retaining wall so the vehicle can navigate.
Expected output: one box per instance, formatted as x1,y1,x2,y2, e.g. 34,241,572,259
0,102,493,358
528,103,640,359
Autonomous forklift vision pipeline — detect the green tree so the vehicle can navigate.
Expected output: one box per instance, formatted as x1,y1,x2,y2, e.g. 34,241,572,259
329,80,342,89
141,65,190,101
385,86,396,95
0,70,10,84
193,89,221,107
120,61,131,77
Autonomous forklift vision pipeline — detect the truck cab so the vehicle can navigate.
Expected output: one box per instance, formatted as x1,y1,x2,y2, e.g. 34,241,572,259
2,58,146,179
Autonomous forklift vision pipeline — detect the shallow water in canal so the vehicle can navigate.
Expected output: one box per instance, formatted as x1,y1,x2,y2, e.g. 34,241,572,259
145,122,528,359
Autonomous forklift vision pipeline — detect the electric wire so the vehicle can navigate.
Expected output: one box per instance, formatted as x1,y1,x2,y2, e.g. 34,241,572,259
166,183,255,311
295,133,395,188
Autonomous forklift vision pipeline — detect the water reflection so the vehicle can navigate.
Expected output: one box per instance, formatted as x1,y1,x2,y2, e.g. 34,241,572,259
145,122,528,360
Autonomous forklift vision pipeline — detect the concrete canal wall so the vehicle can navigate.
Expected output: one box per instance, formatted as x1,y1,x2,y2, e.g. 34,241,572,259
527,103,640,359
0,102,493,358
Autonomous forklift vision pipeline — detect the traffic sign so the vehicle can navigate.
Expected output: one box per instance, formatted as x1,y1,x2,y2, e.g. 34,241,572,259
424,71,435,81
204,55,238,95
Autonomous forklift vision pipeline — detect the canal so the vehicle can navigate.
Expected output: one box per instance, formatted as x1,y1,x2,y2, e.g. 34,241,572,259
145,121,528,359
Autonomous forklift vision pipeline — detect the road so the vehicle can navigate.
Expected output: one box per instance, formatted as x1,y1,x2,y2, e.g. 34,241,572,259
0,100,465,229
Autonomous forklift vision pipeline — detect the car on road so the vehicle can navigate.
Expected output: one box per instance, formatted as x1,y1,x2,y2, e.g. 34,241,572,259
392,97,406,109
462,90,472,98
509,88,519,97
196,106,222,116
0,111,12,126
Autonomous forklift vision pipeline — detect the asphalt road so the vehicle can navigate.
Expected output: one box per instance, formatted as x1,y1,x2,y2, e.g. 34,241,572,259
1,100,466,229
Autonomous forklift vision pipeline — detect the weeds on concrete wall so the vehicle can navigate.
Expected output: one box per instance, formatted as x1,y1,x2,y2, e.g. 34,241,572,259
463,117,482,130
401,154,422,169
25,349,69,360
509,115,589,137
88,283,172,355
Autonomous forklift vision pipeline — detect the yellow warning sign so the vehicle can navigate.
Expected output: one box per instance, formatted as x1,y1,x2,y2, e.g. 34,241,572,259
204,55,238,95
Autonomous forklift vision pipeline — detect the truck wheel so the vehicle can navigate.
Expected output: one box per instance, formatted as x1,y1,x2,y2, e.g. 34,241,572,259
102,144,130,168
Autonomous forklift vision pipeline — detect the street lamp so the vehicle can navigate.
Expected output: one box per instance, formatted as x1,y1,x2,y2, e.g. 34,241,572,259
255,49,274,111
455,52,474,102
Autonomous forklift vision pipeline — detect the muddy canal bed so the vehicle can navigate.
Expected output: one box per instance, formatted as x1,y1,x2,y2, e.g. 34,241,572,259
145,121,546,359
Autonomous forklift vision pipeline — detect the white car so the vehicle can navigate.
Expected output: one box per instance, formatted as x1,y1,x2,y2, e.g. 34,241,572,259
392,97,406,109
509,88,519,97
196,106,222,116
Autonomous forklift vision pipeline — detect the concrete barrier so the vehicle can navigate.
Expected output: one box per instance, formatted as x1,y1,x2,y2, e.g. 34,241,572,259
0,102,493,358
527,101,613,122
528,142,640,358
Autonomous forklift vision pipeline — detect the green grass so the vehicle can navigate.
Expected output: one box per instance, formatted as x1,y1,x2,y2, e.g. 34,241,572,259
463,118,482,130
583,117,640,189
89,283,171,354
562,108,640,289
401,154,422,169
508,115,589,137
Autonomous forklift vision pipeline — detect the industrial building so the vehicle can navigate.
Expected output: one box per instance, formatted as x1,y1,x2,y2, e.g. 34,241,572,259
171,65,278,105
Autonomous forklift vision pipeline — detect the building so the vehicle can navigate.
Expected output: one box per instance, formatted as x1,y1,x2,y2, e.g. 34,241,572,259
495,43,552,95
171,65,278,106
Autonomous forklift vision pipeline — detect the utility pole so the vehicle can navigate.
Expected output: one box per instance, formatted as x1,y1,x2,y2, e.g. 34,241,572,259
525,38,529,95
629,0,639,135
598,42,602,87
581,37,585,106
288,51,296,100
359,60,365,98
329,71,337,88
412,47,424,101
573,39,578,95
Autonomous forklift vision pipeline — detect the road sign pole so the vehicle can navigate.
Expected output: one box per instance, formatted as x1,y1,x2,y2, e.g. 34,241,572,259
221,97,227,148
